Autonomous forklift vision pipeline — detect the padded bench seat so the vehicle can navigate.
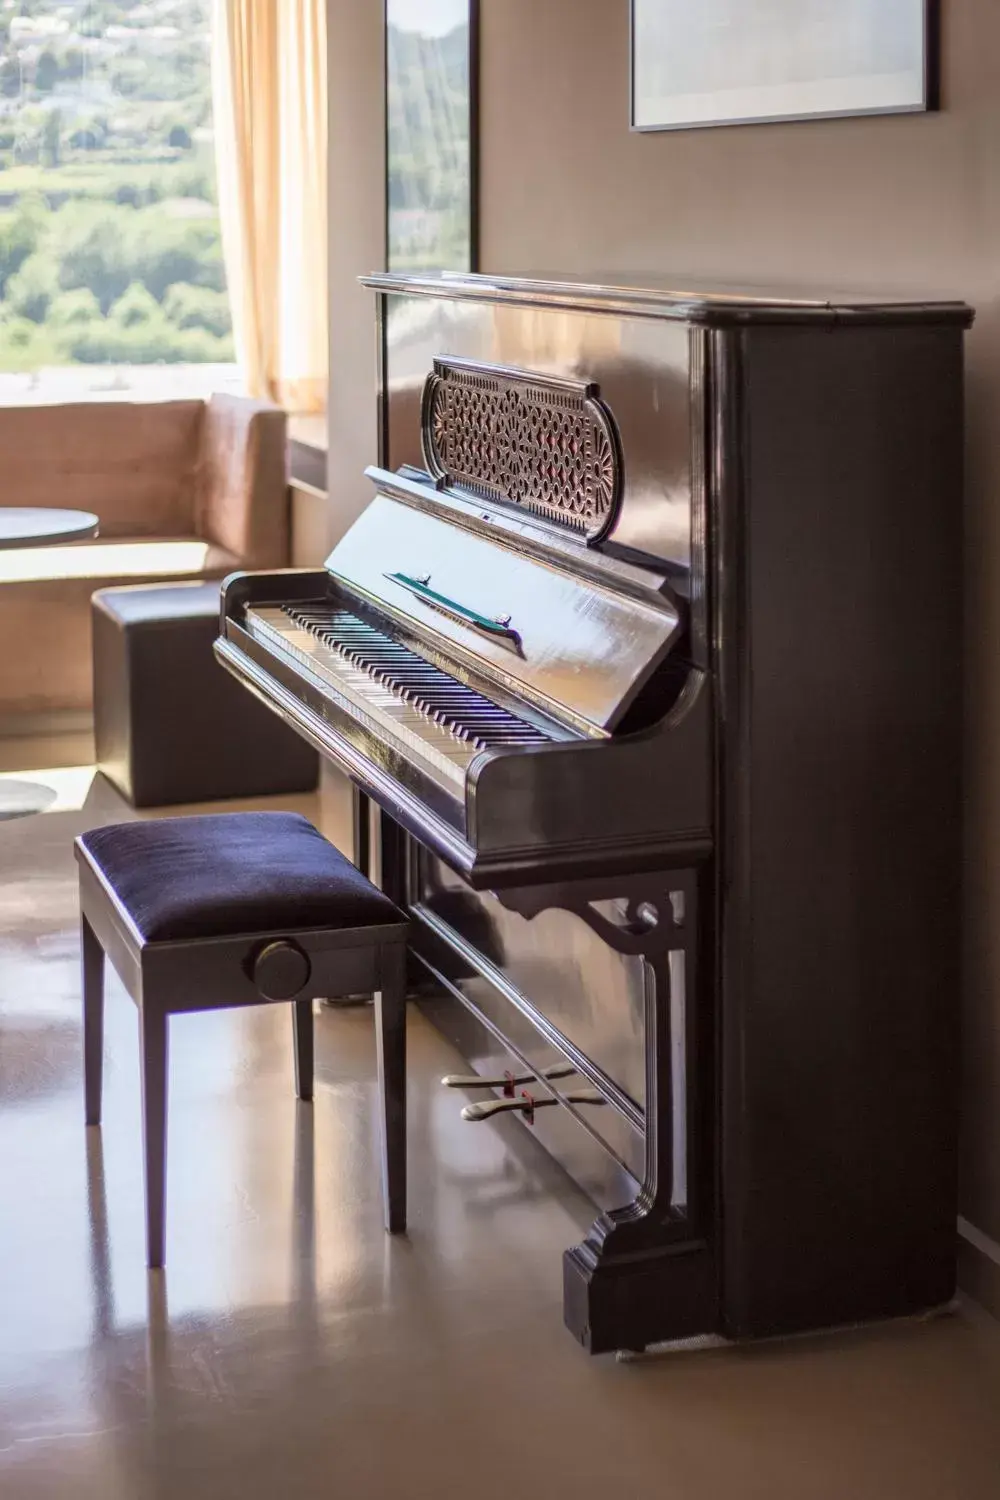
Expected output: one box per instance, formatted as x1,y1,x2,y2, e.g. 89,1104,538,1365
81,811,398,941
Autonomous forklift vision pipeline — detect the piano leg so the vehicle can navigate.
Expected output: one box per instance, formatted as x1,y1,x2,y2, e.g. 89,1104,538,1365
320,786,375,1008
376,942,408,1233
378,809,409,908
491,870,716,1353
352,787,371,878
556,873,717,1354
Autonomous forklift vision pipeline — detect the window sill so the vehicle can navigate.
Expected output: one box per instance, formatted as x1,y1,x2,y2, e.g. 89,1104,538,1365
0,364,243,408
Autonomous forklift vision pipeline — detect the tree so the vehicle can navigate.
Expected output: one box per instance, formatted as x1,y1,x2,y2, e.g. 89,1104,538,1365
0,209,38,295
130,211,227,299
2,316,37,350
62,47,84,83
109,282,160,328
0,55,20,99
42,109,60,168
58,210,132,312
162,281,231,337
34,49,58,95
47,287,100,327
70,124,106,152
6,250,58,322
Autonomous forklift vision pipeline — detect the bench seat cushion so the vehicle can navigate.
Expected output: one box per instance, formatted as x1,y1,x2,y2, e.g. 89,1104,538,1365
77,812,401,942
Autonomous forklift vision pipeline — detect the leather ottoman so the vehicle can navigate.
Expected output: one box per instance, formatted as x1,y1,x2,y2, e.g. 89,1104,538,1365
92,581,318,808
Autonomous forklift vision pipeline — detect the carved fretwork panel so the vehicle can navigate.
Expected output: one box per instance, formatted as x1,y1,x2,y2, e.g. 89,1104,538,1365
421,357,624,543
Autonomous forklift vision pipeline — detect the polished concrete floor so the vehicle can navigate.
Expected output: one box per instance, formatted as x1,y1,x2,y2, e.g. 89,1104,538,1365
1,750,1000,1499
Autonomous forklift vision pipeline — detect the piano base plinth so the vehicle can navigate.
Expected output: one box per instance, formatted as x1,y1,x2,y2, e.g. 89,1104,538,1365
563,1237,717,1356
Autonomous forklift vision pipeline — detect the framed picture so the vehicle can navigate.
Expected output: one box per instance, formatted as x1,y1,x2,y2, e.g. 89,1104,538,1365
630,1,936,133
386,0,478,272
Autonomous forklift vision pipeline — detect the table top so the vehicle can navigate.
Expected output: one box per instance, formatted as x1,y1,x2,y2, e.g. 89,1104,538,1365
0,508,99,549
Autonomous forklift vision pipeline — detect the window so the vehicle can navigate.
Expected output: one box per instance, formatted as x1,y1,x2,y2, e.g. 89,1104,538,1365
0,0,237,401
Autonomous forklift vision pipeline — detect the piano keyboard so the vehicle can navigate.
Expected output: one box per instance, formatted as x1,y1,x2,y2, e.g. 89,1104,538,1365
245,604,555,791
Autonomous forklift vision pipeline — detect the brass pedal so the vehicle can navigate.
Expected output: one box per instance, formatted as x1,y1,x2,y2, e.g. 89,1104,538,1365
461,1089,606,1125
441,1062,577,1097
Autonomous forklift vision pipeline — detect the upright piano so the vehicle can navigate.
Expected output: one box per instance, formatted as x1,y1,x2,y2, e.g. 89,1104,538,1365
217,271,973,1354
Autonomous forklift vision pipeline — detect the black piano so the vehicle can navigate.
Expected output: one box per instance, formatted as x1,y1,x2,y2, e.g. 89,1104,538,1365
217,271,973,1354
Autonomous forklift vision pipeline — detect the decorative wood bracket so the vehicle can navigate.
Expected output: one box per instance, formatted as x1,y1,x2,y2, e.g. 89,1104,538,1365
501,869,715,1353
500,880,687,960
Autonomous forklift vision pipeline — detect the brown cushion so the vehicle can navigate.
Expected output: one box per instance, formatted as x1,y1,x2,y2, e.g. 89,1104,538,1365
0,401,203,536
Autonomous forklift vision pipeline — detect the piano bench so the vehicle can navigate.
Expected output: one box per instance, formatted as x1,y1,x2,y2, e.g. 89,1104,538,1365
74,811,409,1268
91,581,318,808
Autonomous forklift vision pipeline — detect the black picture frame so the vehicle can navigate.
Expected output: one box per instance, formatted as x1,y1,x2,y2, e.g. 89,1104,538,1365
630,0,938,133
385,0,479,274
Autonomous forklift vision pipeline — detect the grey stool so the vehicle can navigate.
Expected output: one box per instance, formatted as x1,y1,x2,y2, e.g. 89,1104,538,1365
75,811,408,1267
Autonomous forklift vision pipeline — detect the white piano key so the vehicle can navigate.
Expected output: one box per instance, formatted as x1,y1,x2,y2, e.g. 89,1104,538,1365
245,609,481,786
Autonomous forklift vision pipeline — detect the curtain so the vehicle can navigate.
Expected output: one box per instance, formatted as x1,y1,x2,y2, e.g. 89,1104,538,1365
212,0,328,413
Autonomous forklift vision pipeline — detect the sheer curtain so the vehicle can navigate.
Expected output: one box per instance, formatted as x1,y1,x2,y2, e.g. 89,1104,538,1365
212,0,328,413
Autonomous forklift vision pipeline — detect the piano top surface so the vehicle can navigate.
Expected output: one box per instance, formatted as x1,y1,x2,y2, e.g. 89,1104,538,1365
362,270,974,327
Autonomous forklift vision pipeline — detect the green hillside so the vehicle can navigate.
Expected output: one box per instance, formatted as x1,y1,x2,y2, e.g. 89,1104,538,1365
0,0,232,369
387,20,471,271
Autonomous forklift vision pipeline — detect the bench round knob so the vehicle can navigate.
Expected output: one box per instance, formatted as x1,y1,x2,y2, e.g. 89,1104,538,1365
252,940,311,1001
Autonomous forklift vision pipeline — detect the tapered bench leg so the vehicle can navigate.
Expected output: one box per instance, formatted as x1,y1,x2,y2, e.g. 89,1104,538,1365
375,942,407,1234
293,999,314,1102
82,916,105,1128
140,1004,169,1269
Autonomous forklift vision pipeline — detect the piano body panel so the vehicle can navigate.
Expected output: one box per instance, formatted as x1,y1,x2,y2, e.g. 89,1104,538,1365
417,850,651,1126
416,975,643,1216
468,670,713,867
410,887,647,1198
713,320,968,1339
382,292,698,573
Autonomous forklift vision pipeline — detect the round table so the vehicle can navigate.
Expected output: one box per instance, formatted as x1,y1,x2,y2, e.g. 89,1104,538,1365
0,507,99,549
0,507,99,819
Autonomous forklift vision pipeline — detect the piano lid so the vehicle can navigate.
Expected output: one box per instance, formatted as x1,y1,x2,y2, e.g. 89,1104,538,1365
362,270,974,328
324,486,683,738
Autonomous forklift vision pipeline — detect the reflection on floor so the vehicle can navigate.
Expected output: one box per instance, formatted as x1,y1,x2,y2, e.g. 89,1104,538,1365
1,743,999,1500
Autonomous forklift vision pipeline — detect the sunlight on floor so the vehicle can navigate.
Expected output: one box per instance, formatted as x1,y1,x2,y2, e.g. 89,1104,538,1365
0,764,96,816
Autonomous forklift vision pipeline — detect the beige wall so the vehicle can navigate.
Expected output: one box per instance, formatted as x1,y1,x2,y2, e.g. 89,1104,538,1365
326,0,385,550
329,1,1000,1263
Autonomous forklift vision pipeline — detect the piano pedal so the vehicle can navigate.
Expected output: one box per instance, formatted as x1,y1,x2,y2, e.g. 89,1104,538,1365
441,1062,577,1097
461,1089,606,1125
